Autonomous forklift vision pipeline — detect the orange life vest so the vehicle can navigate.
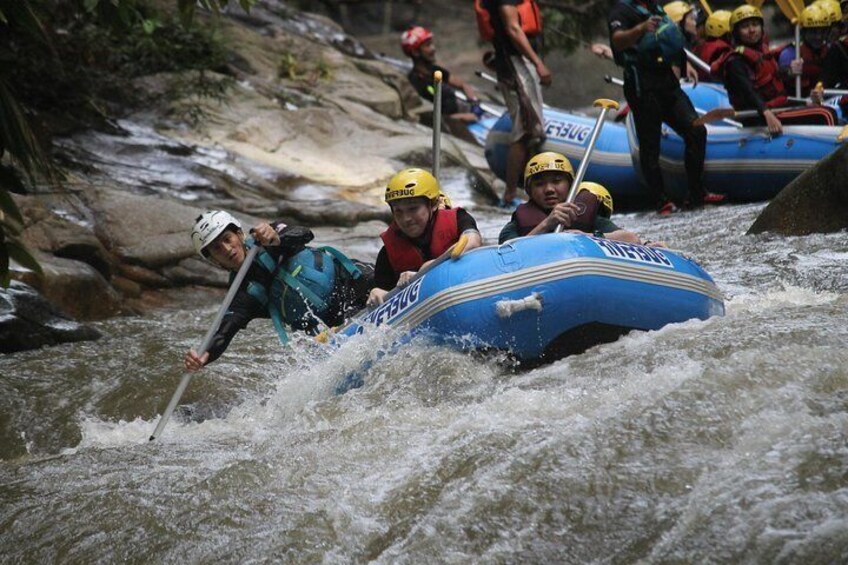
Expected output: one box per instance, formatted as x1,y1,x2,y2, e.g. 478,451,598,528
380,208,460,274
474,0,542,42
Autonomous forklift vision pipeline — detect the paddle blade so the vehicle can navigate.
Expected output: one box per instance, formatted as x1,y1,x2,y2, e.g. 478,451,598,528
775,0,802,20
693,107,737,126
450,234,469,259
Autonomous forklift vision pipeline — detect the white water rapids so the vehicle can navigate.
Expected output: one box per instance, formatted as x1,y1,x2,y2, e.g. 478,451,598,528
2,173,847,562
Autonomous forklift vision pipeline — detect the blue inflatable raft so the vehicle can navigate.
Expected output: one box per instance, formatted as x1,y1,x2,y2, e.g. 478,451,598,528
334,234,724,369
483,84,729,207
627,116,847,201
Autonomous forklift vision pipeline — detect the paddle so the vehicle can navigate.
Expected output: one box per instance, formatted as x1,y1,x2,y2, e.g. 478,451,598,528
149,244,260,441
697,0,713,17
555,98,620,233
684,47,712,76
774,0,804,98
433,70,443,182
692,105,795,126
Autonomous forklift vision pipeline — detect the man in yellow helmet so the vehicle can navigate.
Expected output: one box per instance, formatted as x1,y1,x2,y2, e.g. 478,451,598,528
778,4,832,96
713,5,838,135
498,152,653,245
367,168,482,306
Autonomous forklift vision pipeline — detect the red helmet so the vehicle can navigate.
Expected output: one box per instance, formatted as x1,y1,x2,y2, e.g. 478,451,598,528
400,26,433,56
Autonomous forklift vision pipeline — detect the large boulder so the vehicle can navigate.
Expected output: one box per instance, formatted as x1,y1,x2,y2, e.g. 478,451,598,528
0,281,101,353
748,143,848,235
15,253,123,320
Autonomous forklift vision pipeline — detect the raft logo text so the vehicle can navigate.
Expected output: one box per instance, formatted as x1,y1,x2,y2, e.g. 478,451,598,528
361,277,424,327
545,118,591,145
590,236,673,267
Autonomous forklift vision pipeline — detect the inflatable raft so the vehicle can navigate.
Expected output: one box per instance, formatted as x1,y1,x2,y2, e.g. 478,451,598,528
484,109,644,206
483,83,730,207
333,233,724,378
627,116,847,201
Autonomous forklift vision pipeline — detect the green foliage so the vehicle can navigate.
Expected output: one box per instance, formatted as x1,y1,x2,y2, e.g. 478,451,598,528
0,0,253,287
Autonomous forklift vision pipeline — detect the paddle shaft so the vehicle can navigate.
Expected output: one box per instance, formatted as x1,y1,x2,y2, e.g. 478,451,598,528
684,48,711,75
794,24,801,98
433,71,443,182
564,107,615,205
149,245,260,441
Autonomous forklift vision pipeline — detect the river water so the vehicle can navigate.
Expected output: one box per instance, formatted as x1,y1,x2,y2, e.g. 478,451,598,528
2,170,847,562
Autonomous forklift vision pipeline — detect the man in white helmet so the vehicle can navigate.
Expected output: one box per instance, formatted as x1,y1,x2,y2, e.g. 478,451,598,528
184,211,374,371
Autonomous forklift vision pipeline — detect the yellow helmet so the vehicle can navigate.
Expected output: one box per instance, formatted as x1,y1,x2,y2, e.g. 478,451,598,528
664,1,693,24
705,10,733,38
730,4,763,28
811,0,842,24
385,168,441,204
801,4,831,27
578,182,614,217
523,152,574,189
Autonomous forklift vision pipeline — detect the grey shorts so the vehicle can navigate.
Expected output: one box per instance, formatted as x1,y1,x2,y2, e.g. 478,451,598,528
498,54,546,145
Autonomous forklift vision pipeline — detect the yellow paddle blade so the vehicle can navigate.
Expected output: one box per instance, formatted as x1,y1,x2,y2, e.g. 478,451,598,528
593,98,620,111
698,0,713,16
775,0,803,21
838,125,848,142
450,234,469,260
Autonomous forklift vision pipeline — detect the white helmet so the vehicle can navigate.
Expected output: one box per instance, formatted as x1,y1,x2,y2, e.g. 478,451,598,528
191,210,242,258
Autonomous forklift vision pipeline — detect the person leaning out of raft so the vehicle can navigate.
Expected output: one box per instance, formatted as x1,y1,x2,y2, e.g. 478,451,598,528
367,168,482,307
712,4,838,136
183,211,374,371
498,152,662,247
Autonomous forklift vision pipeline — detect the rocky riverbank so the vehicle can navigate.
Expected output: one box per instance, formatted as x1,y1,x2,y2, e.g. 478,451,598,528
7,1,497,351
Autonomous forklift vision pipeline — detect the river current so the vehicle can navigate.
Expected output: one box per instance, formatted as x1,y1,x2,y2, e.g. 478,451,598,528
2,170,847,562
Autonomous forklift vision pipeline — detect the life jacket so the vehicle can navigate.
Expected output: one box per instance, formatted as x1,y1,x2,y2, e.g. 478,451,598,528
612,0,687,71
512,192,601,236
241,240,361,344
715,44,789,109
474,0,542,42
695,38,732,80
797,42,828,95
380,208,460,273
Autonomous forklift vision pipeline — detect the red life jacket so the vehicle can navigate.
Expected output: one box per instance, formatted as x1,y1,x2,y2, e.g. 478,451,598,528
798,42,828,95
474,0,542,42
513,201,549,236
380,208,460,273
715,43,788,109
695,37,733,74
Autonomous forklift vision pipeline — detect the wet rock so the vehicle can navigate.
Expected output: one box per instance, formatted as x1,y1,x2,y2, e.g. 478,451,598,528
81,187,199,267
118,263,172,288
15,192,116,278
15,254,123,321
0,281,101,353
161,257,228,287
748,144,848,236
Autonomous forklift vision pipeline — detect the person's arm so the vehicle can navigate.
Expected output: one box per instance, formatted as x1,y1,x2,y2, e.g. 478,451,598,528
183,288,265,371
372,247,400,291
446,73,478,101
724,57,782,134
498,3,551,85
611,16,661,52
724,58,768,114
